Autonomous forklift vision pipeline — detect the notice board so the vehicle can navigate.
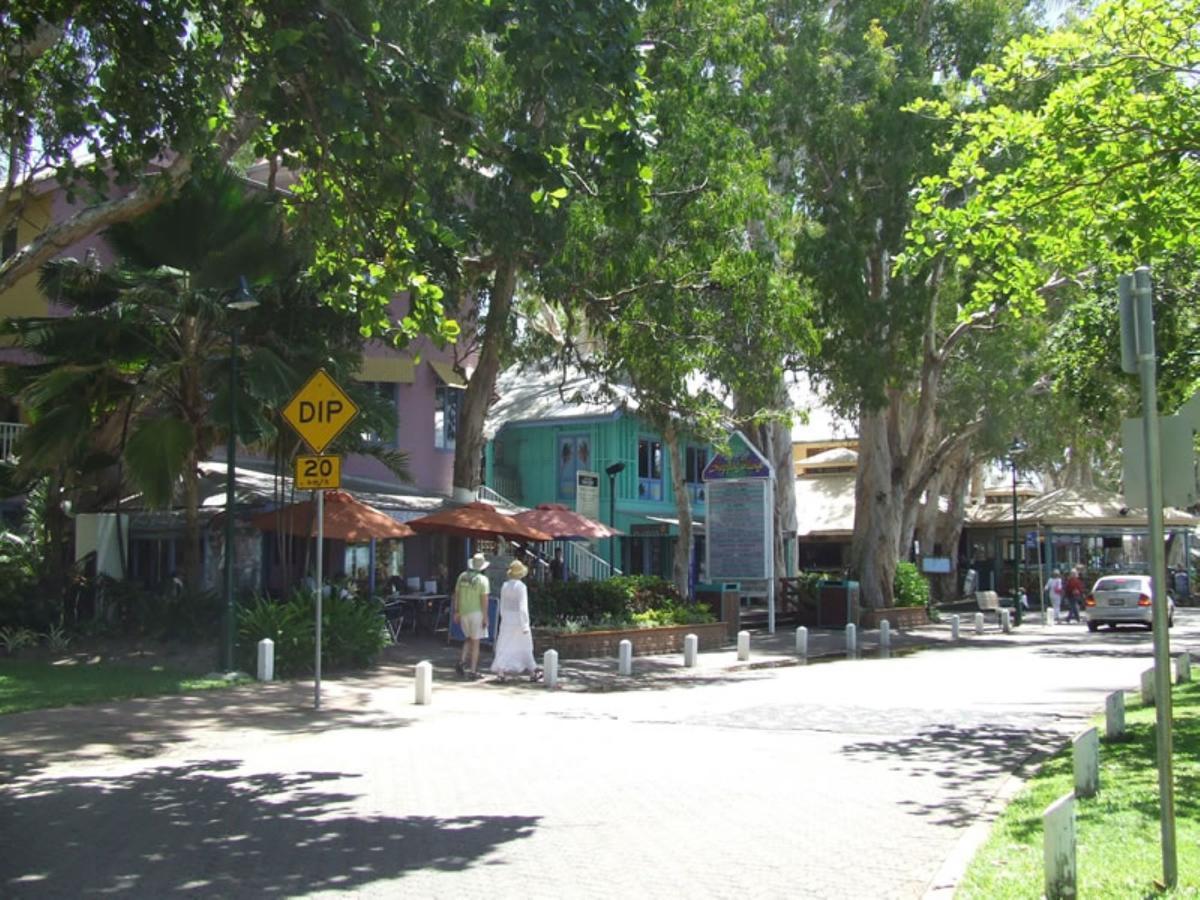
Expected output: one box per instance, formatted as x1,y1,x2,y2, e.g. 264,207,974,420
705,478,771,580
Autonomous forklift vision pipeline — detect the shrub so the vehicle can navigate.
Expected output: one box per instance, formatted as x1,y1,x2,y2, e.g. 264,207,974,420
529,576,709,632
893,562,930,608
237,591,388,677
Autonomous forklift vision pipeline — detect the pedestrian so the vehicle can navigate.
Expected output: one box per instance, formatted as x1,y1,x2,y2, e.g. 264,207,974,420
549,547,566,582
1043,569,1064,623
453,552,491,679
491,559,542,682
1064,567,1085,623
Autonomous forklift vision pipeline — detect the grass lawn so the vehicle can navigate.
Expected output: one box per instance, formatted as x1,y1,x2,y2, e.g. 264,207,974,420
958,679,1200,898
0,658,241,715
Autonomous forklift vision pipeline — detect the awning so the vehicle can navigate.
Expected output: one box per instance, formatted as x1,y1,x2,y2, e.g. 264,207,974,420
430,359,467,388
642,515,705,533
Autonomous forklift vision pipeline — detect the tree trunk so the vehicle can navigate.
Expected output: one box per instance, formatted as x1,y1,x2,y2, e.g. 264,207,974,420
663,421,693,600
453,261,518,494
915,443,973,603
851,409,906,608
182,448,201,590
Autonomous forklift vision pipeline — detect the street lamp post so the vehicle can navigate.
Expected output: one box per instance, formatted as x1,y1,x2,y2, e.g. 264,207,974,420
606,461,626,572
1009,438,1025,626
223,283,259,671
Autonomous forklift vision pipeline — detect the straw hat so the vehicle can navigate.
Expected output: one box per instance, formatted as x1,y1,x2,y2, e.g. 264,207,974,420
507,559,528,579
469,552,488,571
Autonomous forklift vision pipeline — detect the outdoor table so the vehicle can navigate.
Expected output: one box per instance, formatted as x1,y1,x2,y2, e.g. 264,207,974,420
390,593,450,636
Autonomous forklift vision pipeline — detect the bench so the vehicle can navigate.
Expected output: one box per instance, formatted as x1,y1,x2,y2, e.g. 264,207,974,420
975,590,1000,613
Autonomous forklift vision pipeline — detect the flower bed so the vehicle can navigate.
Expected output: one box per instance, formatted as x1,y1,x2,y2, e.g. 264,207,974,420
533,621,732,660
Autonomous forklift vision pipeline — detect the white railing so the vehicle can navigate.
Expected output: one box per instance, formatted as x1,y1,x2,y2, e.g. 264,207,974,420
0,422,25,461
475,483,622,580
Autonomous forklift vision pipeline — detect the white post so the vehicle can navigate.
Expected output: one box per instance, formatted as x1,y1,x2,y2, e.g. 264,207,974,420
1177,652,1191,684
544,649,558,689
879,620,891,649
736,630,750,661
845,623,857,656
1043,793,1076,900
1141,667,1156,706
1105,691,1125,741
1043,607,1054,626
414,660,433,705
683,633,698,668
795,625,808,659
256,638,275,682
618,639,633,676
974,612,985,635
1001,608,1012,634
1073,727,1099,798
950,614,960,641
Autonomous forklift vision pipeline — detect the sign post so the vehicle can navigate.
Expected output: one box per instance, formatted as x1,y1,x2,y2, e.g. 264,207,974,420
282,369,359,711
702,433,776,632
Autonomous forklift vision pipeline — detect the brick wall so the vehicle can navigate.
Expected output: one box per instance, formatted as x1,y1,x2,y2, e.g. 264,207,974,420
533,621,730,660
859,606,929,630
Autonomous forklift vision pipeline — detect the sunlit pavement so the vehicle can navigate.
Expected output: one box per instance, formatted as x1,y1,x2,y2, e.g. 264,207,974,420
2,610,1197,898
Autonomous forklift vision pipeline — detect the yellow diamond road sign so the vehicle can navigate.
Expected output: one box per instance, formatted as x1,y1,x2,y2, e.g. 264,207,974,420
283,369,359,454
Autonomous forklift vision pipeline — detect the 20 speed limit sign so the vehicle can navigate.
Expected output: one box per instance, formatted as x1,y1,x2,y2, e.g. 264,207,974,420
295,455,341,490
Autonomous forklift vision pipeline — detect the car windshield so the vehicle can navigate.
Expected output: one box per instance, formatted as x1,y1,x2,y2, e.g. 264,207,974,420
1094,578,1145,592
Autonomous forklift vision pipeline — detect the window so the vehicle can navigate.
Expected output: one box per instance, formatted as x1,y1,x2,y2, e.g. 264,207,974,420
357,381,398,447
557,435,591,500
685,446,707,503
637,437,663,500
434,383,461,450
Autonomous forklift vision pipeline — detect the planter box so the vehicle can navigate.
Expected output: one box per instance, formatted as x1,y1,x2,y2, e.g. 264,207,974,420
533,621,730,660
859,606,928,630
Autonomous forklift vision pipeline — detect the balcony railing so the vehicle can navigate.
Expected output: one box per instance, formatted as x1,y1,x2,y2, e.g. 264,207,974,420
0,422,25,461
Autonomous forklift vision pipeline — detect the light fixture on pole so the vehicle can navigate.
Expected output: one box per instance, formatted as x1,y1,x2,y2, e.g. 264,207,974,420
605,461,626,572
223,278,260,672
1008,437,1026,627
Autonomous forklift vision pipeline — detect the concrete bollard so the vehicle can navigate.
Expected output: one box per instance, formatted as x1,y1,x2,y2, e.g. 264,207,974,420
1141,667,1155,705
974,612,985,635
879,620,891,649
1177,652,1192,684
256,638,275,682
1073,727,1099,798
1043,793,1076,900
845,623,857,656
737,630,750,661
1043,608,1054,626
618,639,633,676
1001,608,1012,634
683,633,698,668
544,649,558,689
795,625,808,659
1105,691,1125,740
950,614,960,641
414,660,433,705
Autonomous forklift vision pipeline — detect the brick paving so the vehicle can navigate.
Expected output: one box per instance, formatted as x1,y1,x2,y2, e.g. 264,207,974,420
2,612,1196,898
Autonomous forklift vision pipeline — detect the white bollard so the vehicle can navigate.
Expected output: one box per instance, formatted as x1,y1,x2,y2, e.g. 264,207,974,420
1105,691,1125,741
1043,608,1054,626
974,612,984,635
1043,793,1076,900
618,639,633,676
1141,667,1155,706
544,649,558,689
1073,727,1099,798
1177,652,1192,684
737,630,750,661
1001,608,1012,634
845,623,857,656
414,660,433,705
879,619,891,649
256,638,275,682
795,625,809,659
950,614,960,641
683,633,698,668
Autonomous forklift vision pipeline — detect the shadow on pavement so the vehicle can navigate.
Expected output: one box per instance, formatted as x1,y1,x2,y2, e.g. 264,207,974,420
839,723,1065,828
0,759,539,898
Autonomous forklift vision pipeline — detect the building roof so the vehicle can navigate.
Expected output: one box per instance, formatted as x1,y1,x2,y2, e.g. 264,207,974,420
485,364,635,439
794,473,857,537
965,485,1198,529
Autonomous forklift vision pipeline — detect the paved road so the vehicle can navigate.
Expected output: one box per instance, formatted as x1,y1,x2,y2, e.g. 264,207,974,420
2,611,1197,899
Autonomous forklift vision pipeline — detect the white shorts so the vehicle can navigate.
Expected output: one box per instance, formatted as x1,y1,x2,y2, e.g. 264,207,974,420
459,611,486,640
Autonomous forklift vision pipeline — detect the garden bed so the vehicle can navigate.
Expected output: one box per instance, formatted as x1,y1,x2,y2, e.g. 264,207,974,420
533,621,732,660
858,606,929,630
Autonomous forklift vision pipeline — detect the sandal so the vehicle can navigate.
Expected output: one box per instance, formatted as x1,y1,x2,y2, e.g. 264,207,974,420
530,668,544,683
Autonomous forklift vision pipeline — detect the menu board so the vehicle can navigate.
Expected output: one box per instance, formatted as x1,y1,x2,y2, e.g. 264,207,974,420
706,479,771,580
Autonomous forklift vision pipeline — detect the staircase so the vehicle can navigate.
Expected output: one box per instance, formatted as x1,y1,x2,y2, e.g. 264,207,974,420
475,485,622,581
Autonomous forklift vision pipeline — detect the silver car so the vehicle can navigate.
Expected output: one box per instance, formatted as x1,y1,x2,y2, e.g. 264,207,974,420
1084,574,1175,632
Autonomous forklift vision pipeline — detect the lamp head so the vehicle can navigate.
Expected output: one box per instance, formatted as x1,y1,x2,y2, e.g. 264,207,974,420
227,276,260,312
606,461,626,477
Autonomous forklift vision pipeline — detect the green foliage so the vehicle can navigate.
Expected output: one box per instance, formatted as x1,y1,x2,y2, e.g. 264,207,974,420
0,626,38,654
893,562,930,609
95,578,224,642
529,575,712,631
237,592,388,677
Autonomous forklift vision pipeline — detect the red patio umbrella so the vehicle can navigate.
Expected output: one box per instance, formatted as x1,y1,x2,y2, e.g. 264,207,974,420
250,491,415,542
405,501,552,543
513,503,622,540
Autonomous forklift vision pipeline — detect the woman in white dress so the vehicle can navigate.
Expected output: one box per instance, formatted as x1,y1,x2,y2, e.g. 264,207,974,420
491,559,541,681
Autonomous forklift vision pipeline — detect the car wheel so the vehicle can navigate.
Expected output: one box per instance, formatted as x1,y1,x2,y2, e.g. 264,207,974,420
1087,621,1099,632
